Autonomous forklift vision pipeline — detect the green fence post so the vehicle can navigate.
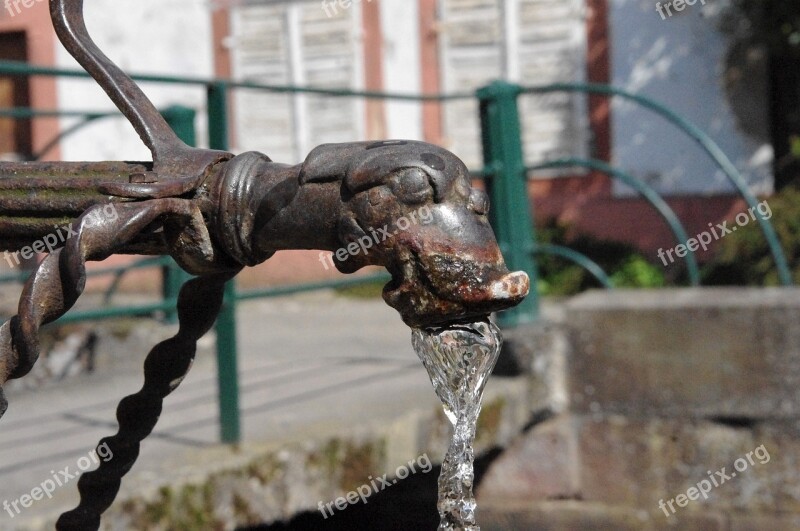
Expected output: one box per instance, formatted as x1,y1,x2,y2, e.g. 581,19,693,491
477,80,539,326
161,106,196,323
208,83,241,444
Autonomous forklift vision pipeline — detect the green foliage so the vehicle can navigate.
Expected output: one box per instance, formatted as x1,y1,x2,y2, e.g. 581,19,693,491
704,190,800,285
610,256,667,288
536,220,665,296
791,136,800,158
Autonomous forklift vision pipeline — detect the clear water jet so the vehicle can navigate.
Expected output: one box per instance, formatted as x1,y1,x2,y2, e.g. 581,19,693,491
412,318,502,531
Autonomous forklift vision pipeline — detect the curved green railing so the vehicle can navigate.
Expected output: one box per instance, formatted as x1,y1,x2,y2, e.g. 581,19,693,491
0,108,111,119
527,157,701,286
534,243,614,289
521,83,792,286
0,108,118,160
0,60,474,102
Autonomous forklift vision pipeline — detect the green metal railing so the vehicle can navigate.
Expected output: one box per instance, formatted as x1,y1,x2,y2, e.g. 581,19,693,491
528,157,701,286
523,82,792,287
0,107,118,161
477,81,539,326
0,60,791,442
477,80,793,325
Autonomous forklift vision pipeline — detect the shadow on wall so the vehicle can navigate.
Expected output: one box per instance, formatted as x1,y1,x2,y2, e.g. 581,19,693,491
243,449,502,531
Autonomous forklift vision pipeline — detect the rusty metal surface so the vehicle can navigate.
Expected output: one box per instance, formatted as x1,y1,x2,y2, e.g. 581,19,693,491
0,161,144,250
209,141,529,327
0,1,529,528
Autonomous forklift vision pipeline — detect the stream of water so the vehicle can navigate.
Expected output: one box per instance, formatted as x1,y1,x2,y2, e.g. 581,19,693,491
412,319,502,531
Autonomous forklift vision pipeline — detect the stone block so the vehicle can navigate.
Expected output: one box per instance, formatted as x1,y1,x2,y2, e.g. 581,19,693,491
478,501,727,531
477,415,580,503
730,514,800,531
479,413,798,515
566,288,800,419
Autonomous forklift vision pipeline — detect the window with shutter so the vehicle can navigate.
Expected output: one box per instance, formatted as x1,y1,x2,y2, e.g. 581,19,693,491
439,0,503,167
232,4,296,161
439,0,588,172
231,1,364,163
517,0,588,172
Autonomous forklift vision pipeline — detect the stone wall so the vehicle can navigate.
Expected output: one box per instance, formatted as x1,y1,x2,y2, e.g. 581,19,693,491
478,288,800,530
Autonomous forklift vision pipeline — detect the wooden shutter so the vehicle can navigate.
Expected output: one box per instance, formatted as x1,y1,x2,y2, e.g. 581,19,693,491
299,5,362,149
518,0,588,170
439,0,503,167
0,32,31,159
232,4,296,162
438,0,588,171
231,1,363,163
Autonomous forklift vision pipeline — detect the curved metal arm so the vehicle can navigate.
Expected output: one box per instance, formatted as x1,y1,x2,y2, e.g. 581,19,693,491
49,0,231,199
50,0,184,159
534,243,614,289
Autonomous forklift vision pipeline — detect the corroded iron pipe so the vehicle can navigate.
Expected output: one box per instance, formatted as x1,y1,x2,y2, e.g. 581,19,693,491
0,161,144,250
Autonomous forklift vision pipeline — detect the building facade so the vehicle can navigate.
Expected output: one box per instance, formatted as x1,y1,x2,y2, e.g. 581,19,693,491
0,0,774,271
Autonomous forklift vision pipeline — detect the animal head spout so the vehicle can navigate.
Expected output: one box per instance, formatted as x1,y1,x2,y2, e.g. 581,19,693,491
301,140,530,328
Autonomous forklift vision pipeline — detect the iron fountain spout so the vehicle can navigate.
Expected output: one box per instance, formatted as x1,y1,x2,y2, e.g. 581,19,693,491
211,141,530,328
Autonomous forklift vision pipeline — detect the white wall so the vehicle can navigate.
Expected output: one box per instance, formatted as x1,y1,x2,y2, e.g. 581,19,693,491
55,0,213,162
610,0,773,196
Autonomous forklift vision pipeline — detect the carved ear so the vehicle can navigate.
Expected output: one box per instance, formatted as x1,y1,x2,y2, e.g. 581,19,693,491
333,216,371,274
299,143,369,184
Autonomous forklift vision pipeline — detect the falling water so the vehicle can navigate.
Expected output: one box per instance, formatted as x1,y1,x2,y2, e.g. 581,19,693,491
412,319,502,531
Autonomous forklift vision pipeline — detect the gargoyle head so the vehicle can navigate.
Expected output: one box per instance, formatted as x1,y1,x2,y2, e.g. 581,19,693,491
300,140,529,328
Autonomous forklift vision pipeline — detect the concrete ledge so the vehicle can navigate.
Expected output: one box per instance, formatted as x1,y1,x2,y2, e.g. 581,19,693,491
566,288,800,419
479,414,780,510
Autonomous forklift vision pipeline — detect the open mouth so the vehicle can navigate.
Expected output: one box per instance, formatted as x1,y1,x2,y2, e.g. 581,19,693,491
382,253,530,328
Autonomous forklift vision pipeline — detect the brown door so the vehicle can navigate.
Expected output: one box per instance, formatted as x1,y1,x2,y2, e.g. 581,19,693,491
0,32,31,159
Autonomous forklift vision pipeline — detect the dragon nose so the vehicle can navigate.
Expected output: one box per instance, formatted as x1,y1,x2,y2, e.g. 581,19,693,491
488,270,530,301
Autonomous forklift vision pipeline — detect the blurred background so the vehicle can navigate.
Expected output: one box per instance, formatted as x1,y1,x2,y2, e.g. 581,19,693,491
1,0,800,529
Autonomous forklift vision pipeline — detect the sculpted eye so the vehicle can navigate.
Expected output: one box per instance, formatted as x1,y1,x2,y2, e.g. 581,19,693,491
469,189,490,215
389,168,433,204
